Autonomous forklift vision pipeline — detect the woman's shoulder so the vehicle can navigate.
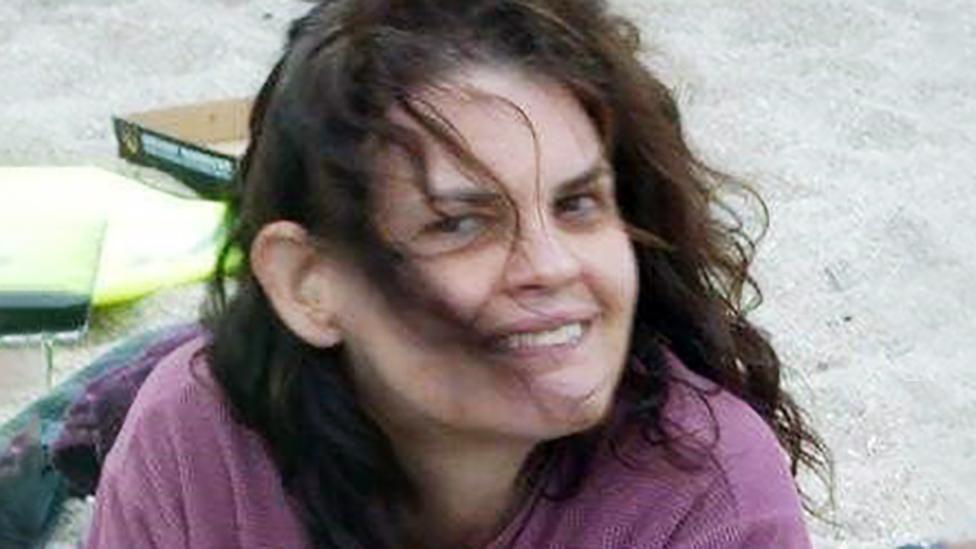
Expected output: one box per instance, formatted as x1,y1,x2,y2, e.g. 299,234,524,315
88,335,308,548
120,335,221,420
104,334,280,482
593,352,811,547
100,335,237,457
662,353,795,483
98,334,267,488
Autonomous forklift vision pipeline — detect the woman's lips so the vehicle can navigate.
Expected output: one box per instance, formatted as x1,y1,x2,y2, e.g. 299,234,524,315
486,320,593,362
498,321,585,350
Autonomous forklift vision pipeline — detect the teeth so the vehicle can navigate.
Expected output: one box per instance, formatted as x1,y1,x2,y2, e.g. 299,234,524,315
501,322,584,350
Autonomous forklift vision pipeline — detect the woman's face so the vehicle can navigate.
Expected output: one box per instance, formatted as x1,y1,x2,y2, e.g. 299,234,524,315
339,66,638,445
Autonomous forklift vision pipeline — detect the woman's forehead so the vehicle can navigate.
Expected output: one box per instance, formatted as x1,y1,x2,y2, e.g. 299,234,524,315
382,65,606,200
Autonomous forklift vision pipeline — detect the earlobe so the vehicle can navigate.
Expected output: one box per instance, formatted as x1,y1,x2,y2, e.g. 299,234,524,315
250,221,344,349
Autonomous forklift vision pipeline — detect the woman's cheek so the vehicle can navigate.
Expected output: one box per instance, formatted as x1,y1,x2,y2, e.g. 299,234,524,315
419,248,510,316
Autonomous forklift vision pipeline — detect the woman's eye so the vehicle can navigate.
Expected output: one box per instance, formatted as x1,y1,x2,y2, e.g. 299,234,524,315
556,193,603,221
410,214,493,256
426,215,485,236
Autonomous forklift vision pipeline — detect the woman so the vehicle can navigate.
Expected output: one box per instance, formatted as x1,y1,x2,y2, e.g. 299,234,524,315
86,0,830,547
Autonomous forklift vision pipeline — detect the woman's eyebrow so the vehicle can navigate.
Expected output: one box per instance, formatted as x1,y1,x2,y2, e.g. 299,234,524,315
555,161,613,194
427,188,504,206
427,160,612,204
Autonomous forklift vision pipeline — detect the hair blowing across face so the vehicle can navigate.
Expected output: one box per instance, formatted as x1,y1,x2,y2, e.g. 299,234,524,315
203,1,833,546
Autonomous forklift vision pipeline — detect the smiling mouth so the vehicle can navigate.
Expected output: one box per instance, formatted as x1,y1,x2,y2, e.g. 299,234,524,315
491,321,589,353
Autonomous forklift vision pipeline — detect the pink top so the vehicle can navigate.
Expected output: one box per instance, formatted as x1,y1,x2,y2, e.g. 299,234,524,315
86,337,811,548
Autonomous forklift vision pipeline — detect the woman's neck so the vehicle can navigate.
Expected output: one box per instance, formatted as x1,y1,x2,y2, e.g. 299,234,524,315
398,434,536,548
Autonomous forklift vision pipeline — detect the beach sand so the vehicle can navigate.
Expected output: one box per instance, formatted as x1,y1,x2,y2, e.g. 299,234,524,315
1,1,974,547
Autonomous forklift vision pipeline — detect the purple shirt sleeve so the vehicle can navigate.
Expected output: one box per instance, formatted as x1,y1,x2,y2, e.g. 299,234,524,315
84,413,190,547
84,338,309,549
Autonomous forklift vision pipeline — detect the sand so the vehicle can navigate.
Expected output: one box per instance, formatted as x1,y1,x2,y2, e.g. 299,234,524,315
1,1,974,547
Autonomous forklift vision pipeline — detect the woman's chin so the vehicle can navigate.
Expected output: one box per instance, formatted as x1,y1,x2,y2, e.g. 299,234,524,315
516,367,619,437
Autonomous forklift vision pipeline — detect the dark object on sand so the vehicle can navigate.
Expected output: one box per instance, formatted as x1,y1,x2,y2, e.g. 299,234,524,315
50,324,201,495
0,323,201,547
0,424,67,548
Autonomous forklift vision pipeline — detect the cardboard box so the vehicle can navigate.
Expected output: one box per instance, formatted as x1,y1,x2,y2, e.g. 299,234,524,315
113,98,251,198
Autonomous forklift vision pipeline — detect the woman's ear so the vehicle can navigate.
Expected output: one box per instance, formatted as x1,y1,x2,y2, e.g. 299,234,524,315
250,221,344,348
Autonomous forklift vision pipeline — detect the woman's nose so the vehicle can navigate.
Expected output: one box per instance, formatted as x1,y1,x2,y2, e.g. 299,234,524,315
503,222,582,293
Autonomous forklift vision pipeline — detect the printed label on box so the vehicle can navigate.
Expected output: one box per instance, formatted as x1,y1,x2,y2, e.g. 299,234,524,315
141,133,235,181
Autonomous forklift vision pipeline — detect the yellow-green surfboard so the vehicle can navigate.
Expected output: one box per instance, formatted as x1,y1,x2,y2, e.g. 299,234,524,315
0,166,229,309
